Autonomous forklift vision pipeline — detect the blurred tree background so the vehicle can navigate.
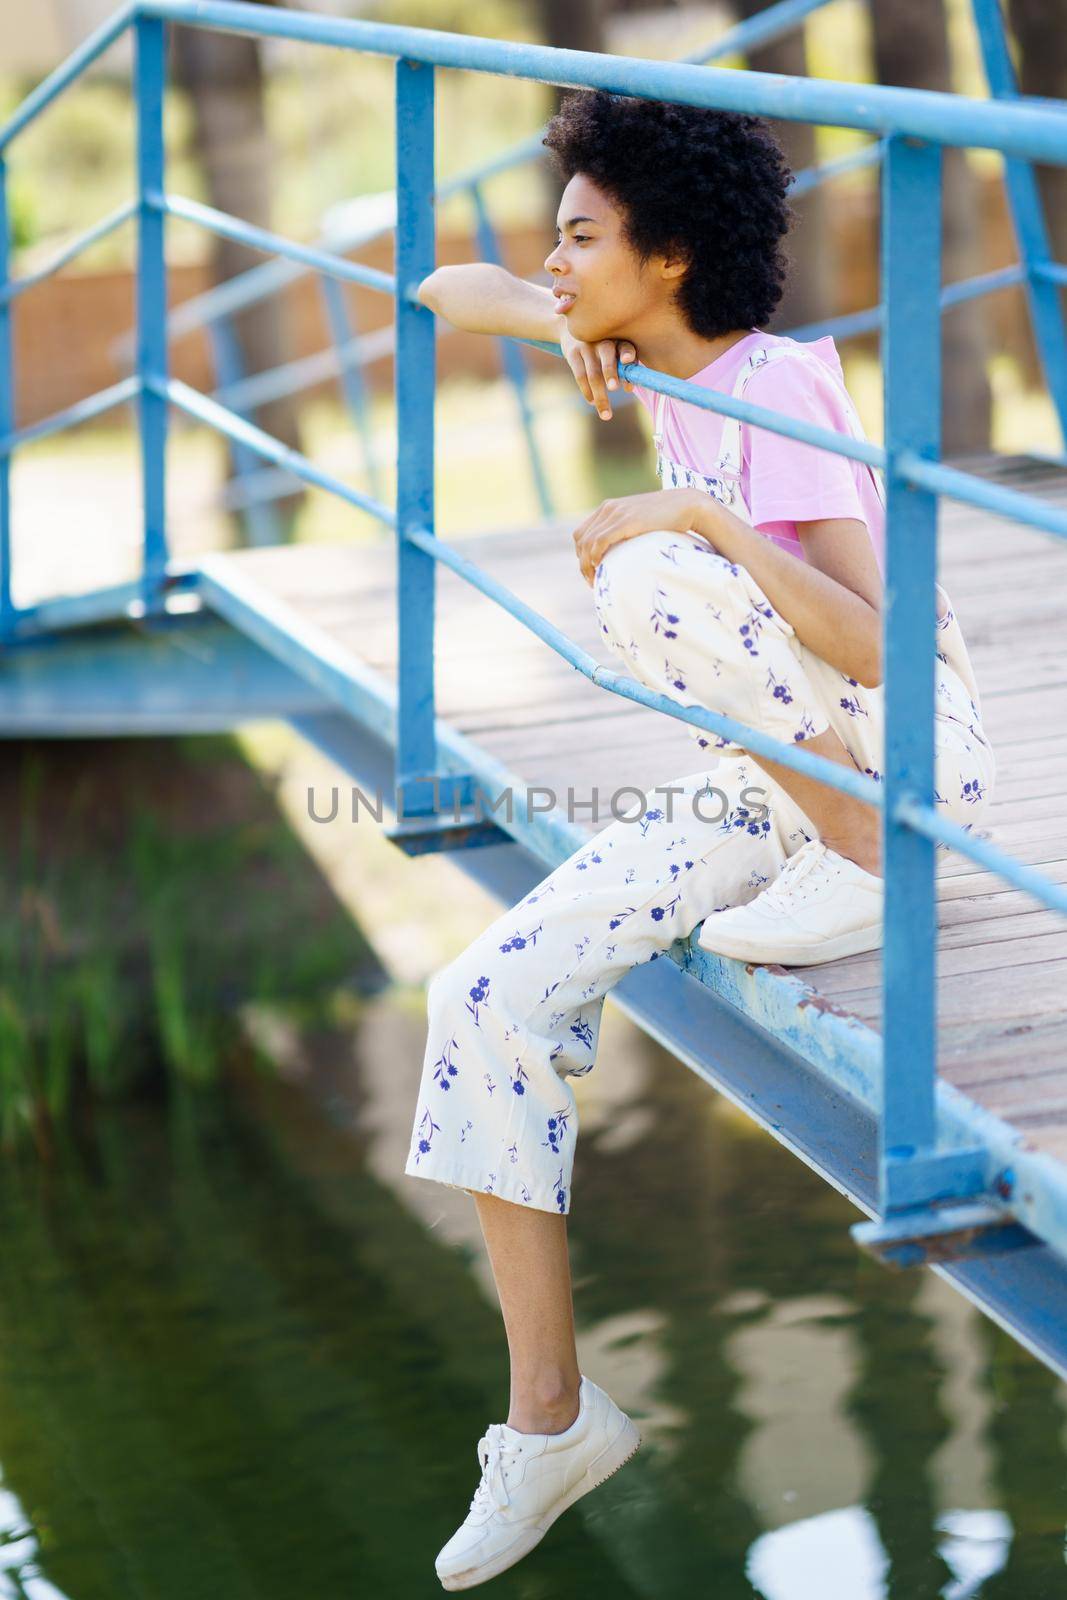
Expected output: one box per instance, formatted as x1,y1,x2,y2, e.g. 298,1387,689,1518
171,4,308,533
1,0,1065,511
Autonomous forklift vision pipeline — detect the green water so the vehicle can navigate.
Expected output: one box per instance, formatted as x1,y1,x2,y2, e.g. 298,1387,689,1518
1,993,1065,1599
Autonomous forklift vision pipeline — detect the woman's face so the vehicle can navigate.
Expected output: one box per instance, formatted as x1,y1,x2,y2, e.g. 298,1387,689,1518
543,172,676,345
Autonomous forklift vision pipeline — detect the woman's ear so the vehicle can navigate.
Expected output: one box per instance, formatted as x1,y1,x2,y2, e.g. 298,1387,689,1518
657,246,689,283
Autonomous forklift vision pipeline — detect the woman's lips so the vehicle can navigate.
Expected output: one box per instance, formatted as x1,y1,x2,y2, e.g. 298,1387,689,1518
554,293,577,314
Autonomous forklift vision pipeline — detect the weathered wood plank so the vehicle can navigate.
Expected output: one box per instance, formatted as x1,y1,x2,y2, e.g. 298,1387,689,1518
795,960,1067,1029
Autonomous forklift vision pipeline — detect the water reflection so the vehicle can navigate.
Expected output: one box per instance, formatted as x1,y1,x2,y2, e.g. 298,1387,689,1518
0,985,1065,1597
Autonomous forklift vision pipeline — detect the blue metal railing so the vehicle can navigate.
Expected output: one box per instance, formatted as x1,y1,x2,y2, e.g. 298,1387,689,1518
2,0,1067,1247
104,0,1067,534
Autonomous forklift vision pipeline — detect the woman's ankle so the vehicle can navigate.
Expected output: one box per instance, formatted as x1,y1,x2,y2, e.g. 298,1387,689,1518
506,1369,581,1434
823,827,882,878
815,793,882,876
506,1391,581,1435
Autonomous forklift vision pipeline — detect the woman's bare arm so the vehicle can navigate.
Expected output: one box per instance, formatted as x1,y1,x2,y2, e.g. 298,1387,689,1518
690,502,884,688
418,263,638,420
417,264,561,344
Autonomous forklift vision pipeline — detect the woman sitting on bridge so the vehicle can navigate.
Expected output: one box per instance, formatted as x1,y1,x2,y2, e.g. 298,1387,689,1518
405,88,996,1591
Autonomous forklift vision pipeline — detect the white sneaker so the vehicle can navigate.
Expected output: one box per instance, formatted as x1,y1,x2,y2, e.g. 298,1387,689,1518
435,1373,642,1591
696,836,884,966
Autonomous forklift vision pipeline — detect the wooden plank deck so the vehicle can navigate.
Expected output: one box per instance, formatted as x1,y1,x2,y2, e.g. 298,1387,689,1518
204,453,1067,1168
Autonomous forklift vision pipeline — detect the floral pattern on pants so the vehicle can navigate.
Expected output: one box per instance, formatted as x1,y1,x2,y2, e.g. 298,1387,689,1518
403,530,997,1216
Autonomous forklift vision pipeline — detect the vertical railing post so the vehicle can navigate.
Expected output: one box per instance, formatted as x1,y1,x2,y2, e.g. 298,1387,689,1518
971,0,1067,451
208,314,283,547
394,57,470,823
319,273,383,504
0,159,14,645
880,134,941,1213
395,57,438,822
135,14,169,620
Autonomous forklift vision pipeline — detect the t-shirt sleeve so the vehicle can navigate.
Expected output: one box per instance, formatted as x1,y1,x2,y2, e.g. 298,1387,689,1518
742,357,869,531
631,381,656,428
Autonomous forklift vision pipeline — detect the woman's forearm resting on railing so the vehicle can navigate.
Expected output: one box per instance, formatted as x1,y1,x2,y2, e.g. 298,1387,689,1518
416,264,561,344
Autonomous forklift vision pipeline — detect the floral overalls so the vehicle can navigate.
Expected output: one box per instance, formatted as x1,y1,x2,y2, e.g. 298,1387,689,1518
403,345,997,1216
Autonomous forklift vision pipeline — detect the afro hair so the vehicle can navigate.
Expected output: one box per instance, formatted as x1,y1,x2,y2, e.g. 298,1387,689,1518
542,90,795,338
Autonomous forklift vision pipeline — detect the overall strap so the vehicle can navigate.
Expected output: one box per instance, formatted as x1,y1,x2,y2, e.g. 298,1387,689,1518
652,354,764,467
715,345,774,485
652,386,668,451
651,363,757,520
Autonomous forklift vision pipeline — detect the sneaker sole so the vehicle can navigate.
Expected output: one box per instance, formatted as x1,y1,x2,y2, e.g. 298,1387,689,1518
702,921,883,966
437,1414,642,1591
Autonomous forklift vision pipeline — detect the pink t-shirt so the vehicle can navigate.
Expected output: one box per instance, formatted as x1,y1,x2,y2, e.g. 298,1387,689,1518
631,328,886,577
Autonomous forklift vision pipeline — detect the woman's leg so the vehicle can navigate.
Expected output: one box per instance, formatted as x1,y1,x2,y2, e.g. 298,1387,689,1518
405,760,807,1212
472,1194,581,1434
593,530,883,873
765,587,997,863
404,761,812,1428
930,714,997,845
749,726,882,875
406,532,853,1429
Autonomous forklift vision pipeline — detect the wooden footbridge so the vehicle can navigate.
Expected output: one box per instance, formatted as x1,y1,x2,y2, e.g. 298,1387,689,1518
4,0,1067,1379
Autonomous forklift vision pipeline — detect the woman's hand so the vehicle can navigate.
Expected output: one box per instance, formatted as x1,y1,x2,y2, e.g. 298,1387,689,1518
573,488,714,585
560,327,638,420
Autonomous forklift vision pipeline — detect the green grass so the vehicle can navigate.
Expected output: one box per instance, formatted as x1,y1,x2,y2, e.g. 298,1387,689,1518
0,736,388,1155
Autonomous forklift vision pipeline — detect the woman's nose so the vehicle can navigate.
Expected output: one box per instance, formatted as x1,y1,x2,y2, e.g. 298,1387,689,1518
544,242,563,274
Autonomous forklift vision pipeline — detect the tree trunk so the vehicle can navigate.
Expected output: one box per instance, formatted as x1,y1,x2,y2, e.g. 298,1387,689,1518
539,0,605,75
1006,0,1067,375
732,0,831,333
870,0,992,456
170,14,305,535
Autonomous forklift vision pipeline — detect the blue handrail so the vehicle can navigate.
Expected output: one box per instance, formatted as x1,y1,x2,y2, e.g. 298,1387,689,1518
2,0,1067,1241
0,199,138,305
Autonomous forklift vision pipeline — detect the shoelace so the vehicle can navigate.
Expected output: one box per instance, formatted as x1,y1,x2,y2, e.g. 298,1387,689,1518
469,1423,522,1515
755,839,837,915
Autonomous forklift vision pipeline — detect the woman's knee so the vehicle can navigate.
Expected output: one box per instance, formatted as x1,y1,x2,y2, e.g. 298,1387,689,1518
427,949,486,1014
942,770,994,828
928,749,994,859
597,529,728,597
596,533,752,646
425,960,454,1013
425,932,532,1032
